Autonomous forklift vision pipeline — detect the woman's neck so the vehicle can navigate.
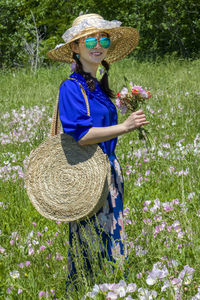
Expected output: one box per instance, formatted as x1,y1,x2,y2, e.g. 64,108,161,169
79,58,99,78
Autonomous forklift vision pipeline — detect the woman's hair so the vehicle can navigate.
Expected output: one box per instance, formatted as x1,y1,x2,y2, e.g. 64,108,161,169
72,40,114,98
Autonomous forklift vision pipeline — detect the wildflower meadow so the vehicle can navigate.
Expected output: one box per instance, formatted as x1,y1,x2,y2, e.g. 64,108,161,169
0,58,200,299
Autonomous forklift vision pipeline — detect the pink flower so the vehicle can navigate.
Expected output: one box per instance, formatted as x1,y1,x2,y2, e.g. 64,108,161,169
123,207,130,216
70,62,76,73
32,222,36,227
163,205,173,212
115,98,121,109
18,263,25,268
25,261,31,267
120,87,128,96
18,289,23,294
167,226,172,232
39,291,46,298
10,240,15,246
28,248,34,255
171,278,181,285
125,219,132,225
7,286,14,294
40,245,46,251
143,207,148,213
144,200,151,206
136,272,143,279
46,239,53,245
121,106,127,115
143,218,152,225
164,241,170,248
178,265,195,285
0,247,6,253
56,253,63,261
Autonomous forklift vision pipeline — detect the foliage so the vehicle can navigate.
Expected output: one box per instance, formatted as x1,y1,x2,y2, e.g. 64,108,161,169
0,0,200,67
0,58,200,298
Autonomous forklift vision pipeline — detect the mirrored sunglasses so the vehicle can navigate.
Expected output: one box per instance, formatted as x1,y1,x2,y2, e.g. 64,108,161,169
85,37,111,49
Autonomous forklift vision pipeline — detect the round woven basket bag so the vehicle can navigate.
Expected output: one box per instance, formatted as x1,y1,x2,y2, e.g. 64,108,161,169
25,79,111,222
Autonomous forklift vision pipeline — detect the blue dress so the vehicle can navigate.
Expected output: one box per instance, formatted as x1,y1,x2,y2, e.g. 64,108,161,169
58,72,125,287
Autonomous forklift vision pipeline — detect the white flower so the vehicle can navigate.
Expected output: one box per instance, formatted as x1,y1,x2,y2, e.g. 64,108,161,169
120,87,128,96
171,259,179,267
125,296,134,300
0,246,6,254
106,291,118,300
27,230,34,239
191,293,200,300
113,286,126,297
178,265,195,285
126,283,137,293
188,192,195,200
10,270,20,279
85,284,100,299
135,245,148,257
111,280,127,297
161,280,170,292
138,288,157,300
146,262,169,286
146,275,157,286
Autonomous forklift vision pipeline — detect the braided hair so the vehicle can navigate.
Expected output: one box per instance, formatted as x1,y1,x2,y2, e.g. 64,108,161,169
72,51,114,99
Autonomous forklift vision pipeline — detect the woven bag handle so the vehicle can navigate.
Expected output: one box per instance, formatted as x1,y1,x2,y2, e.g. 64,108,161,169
50,78,90,137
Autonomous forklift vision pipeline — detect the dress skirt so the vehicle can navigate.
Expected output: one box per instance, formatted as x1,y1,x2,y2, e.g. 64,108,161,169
66,155,125,289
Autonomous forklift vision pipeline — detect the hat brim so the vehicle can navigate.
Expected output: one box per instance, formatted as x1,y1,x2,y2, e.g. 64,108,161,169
47,27,139,64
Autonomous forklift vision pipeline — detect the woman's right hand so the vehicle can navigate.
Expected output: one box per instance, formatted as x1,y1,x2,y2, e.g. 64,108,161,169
79,110,149,145
122,110,149,133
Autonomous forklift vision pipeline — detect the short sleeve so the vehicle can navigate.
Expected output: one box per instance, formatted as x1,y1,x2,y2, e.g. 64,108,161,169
58,80,93,141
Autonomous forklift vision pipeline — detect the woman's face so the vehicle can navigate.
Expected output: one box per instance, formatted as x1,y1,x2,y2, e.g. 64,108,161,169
72,32,109,66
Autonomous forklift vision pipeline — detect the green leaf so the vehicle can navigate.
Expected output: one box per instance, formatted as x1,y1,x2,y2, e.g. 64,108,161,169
124,76,132,92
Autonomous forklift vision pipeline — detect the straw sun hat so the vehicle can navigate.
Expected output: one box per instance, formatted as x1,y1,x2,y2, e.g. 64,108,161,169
47,13,139,63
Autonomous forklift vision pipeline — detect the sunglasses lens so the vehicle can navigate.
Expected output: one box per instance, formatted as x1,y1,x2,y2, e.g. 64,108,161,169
85,38,97,48
100,37,110,48
85,37,111,49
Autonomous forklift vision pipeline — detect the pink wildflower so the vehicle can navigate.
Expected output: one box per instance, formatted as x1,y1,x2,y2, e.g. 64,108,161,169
25,261,31,267
18,289,23,294
28,248,34,255
39,291,46,297
40,245,46,251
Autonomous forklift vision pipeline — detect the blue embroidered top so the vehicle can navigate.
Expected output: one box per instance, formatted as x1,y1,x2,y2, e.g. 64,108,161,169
58,72,118,156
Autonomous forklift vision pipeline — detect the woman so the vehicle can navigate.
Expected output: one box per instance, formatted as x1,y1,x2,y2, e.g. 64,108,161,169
47,14,149,290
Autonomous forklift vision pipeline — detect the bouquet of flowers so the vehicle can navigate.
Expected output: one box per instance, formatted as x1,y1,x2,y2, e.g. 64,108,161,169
116,77,154,148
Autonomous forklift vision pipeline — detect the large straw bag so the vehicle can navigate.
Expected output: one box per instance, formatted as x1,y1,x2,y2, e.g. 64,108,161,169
25,79,111,222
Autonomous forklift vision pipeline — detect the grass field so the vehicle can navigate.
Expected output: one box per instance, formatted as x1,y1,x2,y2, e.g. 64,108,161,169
0,58,200,299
